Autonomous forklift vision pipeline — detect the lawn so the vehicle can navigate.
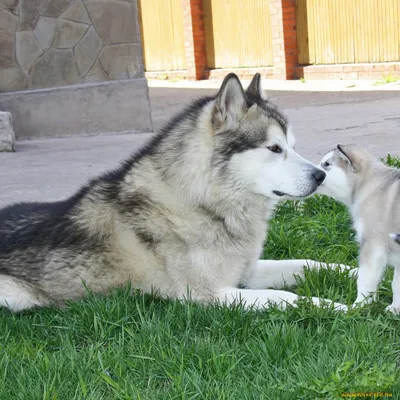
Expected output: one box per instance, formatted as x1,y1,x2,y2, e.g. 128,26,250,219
1,159,399,400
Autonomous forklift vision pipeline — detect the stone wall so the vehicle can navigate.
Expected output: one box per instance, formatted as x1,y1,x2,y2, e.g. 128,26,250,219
0,0,144,92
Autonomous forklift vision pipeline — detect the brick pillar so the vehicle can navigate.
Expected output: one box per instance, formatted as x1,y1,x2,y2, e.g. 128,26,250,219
270,0,298,80
182,0,207,80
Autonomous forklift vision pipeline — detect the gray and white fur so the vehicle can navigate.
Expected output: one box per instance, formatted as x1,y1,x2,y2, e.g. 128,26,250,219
0,73,350,312
318,145,400,313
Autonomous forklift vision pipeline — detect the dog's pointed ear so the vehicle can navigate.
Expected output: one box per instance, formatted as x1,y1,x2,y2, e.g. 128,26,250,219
337,144,358,172
246,73,263,98
212,73,247,132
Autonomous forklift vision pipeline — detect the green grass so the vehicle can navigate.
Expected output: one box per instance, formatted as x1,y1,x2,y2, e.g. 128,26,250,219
1,160,400,399
374,74,400,85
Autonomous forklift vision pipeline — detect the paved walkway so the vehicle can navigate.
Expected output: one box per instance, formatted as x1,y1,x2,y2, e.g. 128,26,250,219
0,80,399,207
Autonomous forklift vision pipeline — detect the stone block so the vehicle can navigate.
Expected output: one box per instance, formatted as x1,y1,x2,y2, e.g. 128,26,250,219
41,0,76,18
34,16,57,50
0,66,27,93
0,78,153,138
30,48,79,89
83,0,133,2
53,18,88,48
74,26,102,77
16,31,43,73
0,111,15,152
60,1,91,23
19,0,48,30
0,31,16,69
85,1,137,45
84,59,108,82
0,0,19,14
0,8,17,68
99,44,143,80
0,6,17,31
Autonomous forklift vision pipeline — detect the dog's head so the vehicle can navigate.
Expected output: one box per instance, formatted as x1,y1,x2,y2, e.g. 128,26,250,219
210,73,325,200
317,145,373,205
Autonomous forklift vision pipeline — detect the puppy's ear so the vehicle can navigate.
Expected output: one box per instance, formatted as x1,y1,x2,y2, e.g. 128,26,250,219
212,73,247,132
246,73,266,99
337,144,359,172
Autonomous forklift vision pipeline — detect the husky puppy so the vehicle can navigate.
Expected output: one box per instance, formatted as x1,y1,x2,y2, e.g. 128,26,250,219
0,73,349,312
318,145,400,313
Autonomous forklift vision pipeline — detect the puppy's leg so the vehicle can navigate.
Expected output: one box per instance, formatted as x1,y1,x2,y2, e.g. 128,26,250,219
353,244,387,307
386,266,400,315
219,287,348,311
242,259,356,290
385,235,400,314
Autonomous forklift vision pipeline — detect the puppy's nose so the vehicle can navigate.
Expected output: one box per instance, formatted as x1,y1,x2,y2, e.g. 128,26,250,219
312,169,326,185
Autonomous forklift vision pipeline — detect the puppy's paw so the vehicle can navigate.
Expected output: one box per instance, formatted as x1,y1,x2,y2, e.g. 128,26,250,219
385,304,400,315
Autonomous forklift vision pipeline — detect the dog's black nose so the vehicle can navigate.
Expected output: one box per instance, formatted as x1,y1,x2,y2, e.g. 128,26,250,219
312,169,326,185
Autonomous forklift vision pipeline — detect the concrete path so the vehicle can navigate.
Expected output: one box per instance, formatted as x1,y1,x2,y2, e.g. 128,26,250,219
149,85,400,163
0,81,399,207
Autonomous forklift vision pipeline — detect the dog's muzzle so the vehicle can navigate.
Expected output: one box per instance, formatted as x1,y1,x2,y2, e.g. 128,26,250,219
312,169,326,186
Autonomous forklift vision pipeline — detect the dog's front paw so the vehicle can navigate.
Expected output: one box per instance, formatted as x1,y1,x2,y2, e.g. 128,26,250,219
310,297,348,312
385,304,400,315
324,263,358,277
331,302,348,312
347,267,358,278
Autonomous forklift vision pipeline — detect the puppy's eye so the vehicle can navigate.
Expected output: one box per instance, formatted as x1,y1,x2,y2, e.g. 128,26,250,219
268,145,282,154
323,161,330,168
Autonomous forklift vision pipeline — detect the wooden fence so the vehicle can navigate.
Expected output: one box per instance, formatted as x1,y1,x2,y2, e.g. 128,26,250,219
138,0,400,75
296,0,400,65
203,0,274,68
138,0,187,71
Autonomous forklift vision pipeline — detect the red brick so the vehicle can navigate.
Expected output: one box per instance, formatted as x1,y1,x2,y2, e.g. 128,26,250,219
270,0,298,79
298,63,400,80
182,0,207,80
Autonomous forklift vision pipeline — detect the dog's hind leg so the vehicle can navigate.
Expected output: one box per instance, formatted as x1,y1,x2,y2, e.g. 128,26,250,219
241,259,356,290
219,287,348,311
0,274,49,312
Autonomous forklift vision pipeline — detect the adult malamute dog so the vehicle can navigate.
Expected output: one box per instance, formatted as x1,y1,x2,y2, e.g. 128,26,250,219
0,73,349,312
318,145,400,313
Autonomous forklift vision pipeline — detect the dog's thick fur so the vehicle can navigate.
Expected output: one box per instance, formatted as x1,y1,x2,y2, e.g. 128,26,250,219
318,145,400,313
0,73,349,312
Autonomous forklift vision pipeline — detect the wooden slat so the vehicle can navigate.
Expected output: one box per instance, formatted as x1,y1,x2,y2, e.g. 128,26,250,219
297,0,400,64
296,0,309,64
138,0,186,71
203,0,273,69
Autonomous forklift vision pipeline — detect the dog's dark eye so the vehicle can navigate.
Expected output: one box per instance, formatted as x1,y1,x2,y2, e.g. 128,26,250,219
323,161,330,168
268,145,282,154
